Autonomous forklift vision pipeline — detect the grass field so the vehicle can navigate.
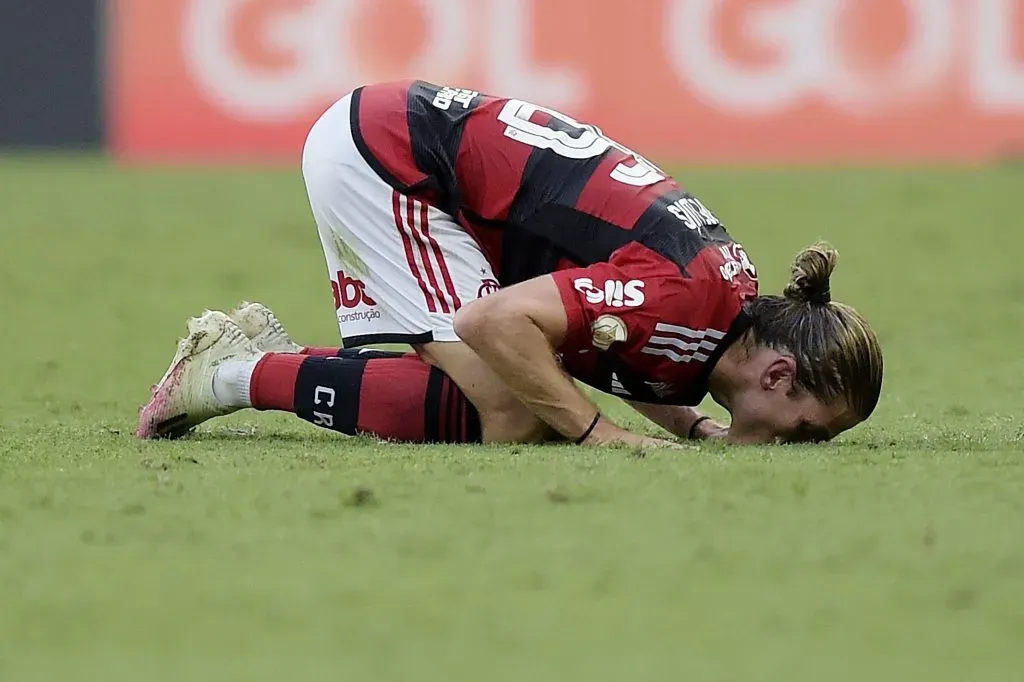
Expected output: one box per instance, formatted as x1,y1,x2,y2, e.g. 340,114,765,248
0,155,1022,681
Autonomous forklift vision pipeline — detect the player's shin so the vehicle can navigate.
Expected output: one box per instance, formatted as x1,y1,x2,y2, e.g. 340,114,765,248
217,353,482,443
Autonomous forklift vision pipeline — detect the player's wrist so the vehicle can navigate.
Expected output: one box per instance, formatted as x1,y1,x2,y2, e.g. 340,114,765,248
688,416,727,440
577,416,631,446
574,412,602,444
687,416,714,440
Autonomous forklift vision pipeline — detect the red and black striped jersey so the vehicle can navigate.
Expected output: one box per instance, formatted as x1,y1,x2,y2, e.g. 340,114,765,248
349,80,759,406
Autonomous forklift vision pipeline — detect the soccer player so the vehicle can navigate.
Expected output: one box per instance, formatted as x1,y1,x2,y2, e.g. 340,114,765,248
137,81,883,447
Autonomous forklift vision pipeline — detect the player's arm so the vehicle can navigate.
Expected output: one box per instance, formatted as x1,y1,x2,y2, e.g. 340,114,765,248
627,402,728,441
454,276,677,448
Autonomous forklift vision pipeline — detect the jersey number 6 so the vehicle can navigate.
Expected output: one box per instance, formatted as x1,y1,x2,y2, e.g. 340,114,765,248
497,100,666,188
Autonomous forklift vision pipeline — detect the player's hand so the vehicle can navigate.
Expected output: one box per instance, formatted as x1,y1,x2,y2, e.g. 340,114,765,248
582,419,692,449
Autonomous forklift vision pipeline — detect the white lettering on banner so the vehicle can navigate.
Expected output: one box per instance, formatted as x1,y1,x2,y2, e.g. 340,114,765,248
667,0,821,114
486,0,585,108
182,0,584,121
972,0,1024,111
828,0,954,113
184,0,468,119
184,0,325,119
665,0,1024,115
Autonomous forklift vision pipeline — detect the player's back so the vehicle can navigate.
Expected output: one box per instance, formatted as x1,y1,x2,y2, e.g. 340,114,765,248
351,80,738,283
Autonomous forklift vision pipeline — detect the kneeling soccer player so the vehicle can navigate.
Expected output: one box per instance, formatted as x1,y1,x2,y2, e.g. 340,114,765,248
137,80,883,446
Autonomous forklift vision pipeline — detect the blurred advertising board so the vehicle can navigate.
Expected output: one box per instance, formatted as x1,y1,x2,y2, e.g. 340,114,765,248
109,0,1024,163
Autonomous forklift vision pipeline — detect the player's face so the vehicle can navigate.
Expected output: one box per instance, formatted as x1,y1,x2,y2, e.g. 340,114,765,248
734,393,859,444
725,355,861,444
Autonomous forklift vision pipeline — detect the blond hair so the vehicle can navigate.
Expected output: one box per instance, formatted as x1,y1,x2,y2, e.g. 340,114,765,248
744,243,883,419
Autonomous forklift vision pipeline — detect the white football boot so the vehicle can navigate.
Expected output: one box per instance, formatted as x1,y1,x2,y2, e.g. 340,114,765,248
228,301,303,353
136,310,264,439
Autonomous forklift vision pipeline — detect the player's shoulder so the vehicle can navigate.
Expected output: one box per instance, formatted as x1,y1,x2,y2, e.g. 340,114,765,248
693,240,760,291
609,238,757,285
610,239,758,331
408,81,488,110
621,242,756,386
358,80,495,115
354,79,418,120
667,239,759,311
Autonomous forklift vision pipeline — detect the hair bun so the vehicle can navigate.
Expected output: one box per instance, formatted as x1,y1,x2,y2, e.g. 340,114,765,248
783,242,838,305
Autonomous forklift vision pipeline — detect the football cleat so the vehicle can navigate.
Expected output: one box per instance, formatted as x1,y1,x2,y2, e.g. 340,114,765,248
228,301,303,353
136,310,263,439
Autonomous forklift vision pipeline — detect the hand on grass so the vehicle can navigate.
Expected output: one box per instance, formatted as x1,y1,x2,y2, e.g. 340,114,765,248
581,418,693,449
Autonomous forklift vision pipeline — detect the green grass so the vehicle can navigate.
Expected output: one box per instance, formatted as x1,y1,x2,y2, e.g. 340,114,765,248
0,155,1022,681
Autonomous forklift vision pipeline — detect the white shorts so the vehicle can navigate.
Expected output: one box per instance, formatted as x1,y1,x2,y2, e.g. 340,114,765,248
301,94,499,347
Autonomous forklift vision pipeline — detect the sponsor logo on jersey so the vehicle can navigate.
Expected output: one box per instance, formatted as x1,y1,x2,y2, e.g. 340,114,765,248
591,314,628,351
667,196,721,231
641,323,727,364
333,270,377,310
573,278,646,308
718,243,758,282
477,279,500,298
432,86,479,111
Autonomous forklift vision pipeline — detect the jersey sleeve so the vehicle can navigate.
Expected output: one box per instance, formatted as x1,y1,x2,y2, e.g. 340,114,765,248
552,262,646,353
550,242,696,352
550,241,758,384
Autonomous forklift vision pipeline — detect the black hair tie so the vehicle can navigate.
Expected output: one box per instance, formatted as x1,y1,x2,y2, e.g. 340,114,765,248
807,286,831,305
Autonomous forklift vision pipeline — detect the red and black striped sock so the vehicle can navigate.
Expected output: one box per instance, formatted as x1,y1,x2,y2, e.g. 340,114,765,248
249,353,481,443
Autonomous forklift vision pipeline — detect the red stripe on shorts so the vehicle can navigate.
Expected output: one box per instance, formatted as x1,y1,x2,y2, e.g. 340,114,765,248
406,196,451,315
420,201,463,310
393,191,437,314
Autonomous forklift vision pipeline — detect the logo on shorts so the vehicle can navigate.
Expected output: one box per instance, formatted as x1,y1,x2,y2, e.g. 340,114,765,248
333,270,377,310
477,279,500,298
573,278,645,308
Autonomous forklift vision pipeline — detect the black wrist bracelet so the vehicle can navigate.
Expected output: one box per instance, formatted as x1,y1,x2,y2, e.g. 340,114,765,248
575,413,602,444
688,416,713,440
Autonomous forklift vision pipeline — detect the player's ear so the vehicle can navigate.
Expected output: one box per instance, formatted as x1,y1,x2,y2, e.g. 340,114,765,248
760,355,797,393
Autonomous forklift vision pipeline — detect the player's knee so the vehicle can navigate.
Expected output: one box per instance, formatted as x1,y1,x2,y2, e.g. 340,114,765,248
453,297,508,347
452,302,482,345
